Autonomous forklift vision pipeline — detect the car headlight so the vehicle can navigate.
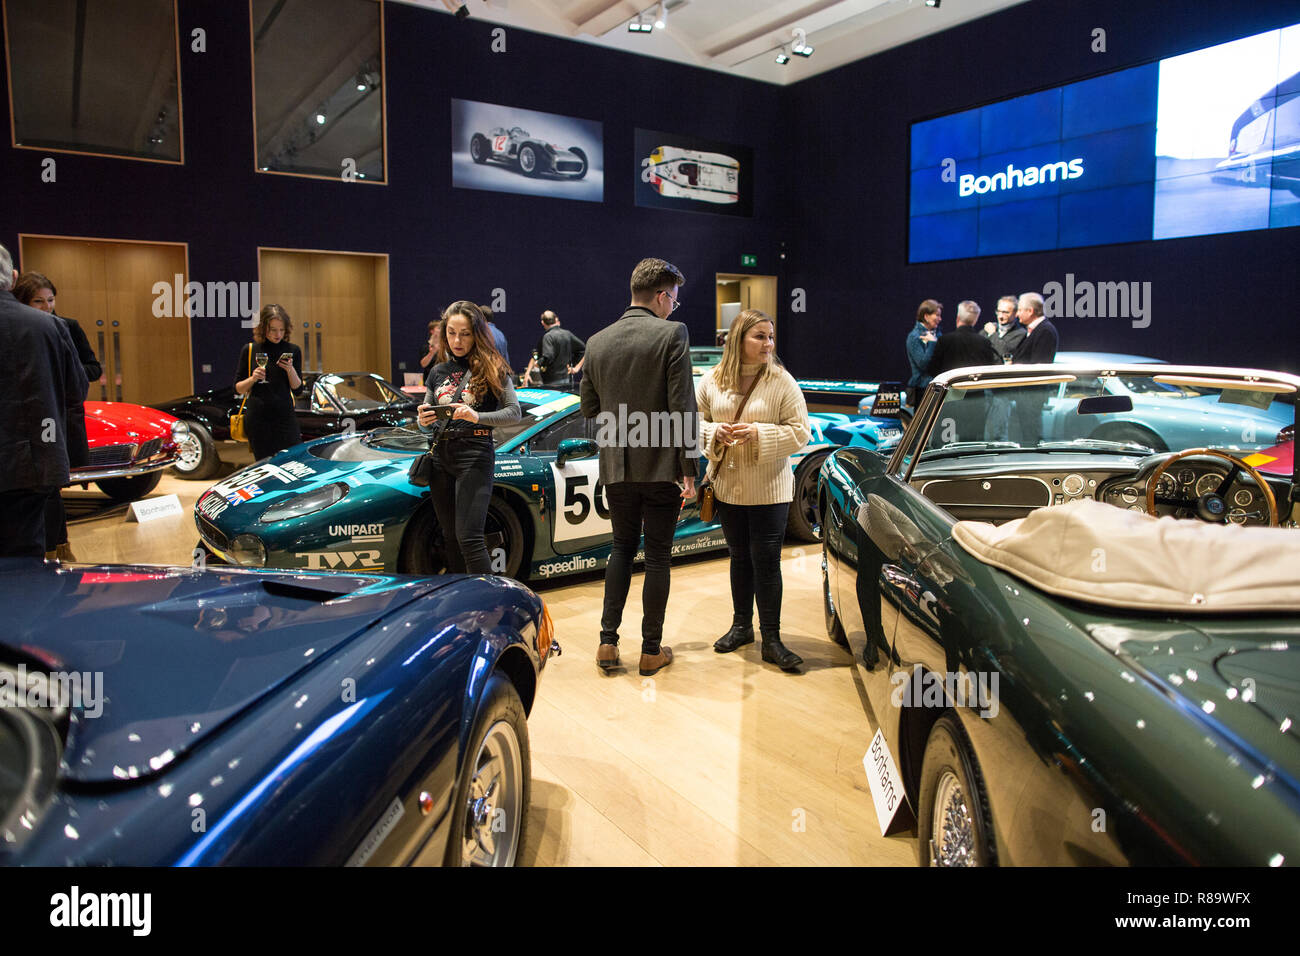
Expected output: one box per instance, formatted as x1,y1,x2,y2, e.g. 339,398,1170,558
258,482,349,523
229,534,266,567
170,420,190,440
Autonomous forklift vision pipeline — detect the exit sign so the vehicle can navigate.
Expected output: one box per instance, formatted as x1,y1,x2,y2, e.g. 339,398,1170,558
741,254,757,267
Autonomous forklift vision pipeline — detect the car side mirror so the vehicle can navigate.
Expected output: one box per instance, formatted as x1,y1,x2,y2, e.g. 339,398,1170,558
1077,394,1133,415
556,438,599,468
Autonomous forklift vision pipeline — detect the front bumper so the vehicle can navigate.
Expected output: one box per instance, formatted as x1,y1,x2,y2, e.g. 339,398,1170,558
68,452,180,484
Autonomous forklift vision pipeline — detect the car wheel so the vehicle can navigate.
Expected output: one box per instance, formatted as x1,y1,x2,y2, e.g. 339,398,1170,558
470,134,489,164
1092,423,1166,453
96,470,162,501
170,420,221,480
569,146,588,180
443,673,530,867
517,144,540,177
786,451,828,542
398,498,527,580
822,540,848,647
917,714,996,867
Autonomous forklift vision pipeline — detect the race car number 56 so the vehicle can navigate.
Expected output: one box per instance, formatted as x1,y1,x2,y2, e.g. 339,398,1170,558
550,461,612,543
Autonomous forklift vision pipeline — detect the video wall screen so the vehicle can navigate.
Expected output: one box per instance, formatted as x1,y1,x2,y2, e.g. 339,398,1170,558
909,21,1300,262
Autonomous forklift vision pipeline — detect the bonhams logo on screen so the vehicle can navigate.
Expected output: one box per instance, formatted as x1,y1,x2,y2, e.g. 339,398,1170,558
958,158,1084,197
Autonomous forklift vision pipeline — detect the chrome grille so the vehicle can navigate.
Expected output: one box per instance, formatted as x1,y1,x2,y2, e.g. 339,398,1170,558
197,514,229,552
88,443,134,467
138,438,162,458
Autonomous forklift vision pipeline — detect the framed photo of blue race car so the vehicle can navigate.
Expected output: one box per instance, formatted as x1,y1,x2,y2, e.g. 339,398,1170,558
194,388,905,582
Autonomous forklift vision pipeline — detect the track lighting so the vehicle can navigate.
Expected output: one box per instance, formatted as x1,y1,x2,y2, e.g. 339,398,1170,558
926,0,941,7
654,1,666,29
776,47,790,64
628,15,652,32
791,28,813,57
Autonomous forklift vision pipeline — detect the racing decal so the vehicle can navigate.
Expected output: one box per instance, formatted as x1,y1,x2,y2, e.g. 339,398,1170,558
536,554,598,577
197,492,228,521
295,549,383,571
345,797,405,867
493,135,508,152
549,459,612,544
328,523,384,541
209,461,315,506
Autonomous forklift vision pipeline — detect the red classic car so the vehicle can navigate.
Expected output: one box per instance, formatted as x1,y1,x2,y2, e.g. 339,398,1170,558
70,402,189,500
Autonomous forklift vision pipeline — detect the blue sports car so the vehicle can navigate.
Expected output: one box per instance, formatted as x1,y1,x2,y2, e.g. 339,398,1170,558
0,558,558,866
192,387,903,582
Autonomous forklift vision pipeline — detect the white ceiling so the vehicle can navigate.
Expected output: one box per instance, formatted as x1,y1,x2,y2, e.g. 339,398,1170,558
396,0,1029,84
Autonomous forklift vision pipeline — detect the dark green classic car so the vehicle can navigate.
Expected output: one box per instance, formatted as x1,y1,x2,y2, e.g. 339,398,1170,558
820,362,1300,865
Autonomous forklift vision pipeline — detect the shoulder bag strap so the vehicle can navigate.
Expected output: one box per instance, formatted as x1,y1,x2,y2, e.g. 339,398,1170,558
705,371,762,483
236,344,252,415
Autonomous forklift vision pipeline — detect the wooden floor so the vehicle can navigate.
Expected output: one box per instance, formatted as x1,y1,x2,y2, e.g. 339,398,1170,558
64,442,917,866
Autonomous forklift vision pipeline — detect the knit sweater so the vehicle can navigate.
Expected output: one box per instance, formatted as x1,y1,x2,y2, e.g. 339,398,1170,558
696,363,811,505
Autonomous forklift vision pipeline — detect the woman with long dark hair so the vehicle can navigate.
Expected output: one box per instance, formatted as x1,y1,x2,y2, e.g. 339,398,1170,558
696,309,811,671
233,304,305,460
417,300,520,574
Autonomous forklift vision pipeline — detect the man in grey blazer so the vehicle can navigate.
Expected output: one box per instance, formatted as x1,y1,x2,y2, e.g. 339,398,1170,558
581,258,697,677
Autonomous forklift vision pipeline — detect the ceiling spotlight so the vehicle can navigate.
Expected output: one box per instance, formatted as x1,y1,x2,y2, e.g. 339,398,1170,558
775,47,790,65
654,1,666,29
315,111,327,125
628,15,652,32
793,44,813,57
926,0,941,6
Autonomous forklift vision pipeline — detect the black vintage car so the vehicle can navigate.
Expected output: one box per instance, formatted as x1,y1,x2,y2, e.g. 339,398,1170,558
153,371,418,479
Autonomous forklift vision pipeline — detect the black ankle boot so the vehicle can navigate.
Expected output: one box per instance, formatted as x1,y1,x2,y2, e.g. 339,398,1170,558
714,624,754,653
761,631,803,671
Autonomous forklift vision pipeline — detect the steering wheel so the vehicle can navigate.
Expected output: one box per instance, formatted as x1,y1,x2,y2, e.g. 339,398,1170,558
1145,447,1278,526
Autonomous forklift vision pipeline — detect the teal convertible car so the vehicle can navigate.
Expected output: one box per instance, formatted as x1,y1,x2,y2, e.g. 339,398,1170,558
195,388,902,582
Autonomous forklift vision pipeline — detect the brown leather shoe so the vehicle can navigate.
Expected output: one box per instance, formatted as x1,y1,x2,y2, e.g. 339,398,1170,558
639,645,673,677
596,643,621,671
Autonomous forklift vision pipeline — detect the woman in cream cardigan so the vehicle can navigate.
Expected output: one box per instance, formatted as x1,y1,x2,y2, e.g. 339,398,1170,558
697,310,812,671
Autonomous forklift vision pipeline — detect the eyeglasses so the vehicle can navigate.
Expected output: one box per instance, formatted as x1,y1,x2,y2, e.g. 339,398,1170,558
659,290,681,313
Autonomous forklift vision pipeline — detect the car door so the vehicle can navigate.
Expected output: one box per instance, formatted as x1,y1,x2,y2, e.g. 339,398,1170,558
524,411,615,556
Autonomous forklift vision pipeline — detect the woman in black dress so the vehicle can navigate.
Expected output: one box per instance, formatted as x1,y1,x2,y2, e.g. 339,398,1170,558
234,304,305,460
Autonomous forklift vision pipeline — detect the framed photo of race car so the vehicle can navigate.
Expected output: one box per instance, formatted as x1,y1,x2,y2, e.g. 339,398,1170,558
635,128,754,217
452,98,603,202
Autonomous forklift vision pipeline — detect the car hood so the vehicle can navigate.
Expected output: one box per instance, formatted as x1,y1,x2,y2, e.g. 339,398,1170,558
1082,616,1300,789
85,402,179,440
0,560,451,785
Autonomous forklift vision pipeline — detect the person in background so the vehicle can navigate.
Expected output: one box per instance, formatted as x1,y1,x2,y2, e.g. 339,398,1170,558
479,304,511,370
233,304,305,461
12,271,99,560
13,272,102,385
0,243,88,559
982,295,1025,442
580,258,696,678
982,295,1025,363
906,299,942,406
926,300,999,376
534,310,585,390
419,318,444,379
417,301,521,574
1011,292,1059,445
696,309,811,671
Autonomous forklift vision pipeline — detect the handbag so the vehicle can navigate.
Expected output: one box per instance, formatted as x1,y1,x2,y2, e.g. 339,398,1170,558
698,373,762,523
407,369,470,487
229,344,253,442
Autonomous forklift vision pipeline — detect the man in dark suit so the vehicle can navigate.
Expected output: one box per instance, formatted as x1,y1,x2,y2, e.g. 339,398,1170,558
927,300,1000,376
581,258,697,677
1011,291,1060,445
0,244,89,558
983,295,1026,363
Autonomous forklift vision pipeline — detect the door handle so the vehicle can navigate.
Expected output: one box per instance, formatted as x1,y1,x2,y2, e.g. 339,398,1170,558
96,330,109,400
881,564,920,594
112,330,123,401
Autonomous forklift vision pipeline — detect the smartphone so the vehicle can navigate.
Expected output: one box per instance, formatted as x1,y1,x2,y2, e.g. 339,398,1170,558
433,404,456,421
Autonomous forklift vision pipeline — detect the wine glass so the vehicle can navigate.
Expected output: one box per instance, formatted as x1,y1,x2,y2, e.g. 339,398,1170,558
255,352,269,383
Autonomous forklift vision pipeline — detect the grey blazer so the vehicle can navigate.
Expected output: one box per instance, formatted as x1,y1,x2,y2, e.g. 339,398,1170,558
580,307,698,485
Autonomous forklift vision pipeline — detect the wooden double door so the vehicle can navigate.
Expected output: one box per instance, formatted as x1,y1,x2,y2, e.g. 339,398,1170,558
20,236,193,404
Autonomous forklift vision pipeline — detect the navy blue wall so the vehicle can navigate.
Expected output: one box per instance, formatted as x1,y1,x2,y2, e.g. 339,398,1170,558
0,0,791,391
783,0,1300,381
3,0,1297,392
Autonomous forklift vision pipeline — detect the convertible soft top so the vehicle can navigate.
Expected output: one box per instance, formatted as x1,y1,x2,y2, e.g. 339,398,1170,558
952,499,1300,613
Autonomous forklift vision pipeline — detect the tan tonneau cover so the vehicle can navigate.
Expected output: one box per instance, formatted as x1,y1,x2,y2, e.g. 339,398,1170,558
952,499,1300,613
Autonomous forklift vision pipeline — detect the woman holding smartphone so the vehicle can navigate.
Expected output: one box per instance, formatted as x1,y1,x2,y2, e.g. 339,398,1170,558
696,309,811,671
234,304,304,460
417,300,520,574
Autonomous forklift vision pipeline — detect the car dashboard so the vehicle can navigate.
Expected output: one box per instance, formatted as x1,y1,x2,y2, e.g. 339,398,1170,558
910,452,1295,526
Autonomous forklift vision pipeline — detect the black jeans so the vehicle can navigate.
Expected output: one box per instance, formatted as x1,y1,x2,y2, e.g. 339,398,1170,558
716,499,790,634
427,435,496,574
0,489,53,558
601,481,682,653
